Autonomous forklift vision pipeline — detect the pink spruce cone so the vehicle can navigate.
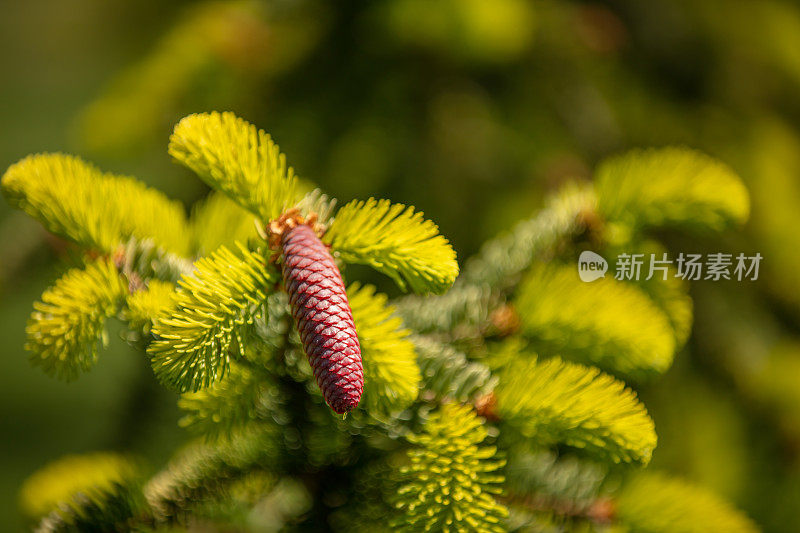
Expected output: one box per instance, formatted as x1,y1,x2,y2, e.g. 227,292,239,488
281,223,363,413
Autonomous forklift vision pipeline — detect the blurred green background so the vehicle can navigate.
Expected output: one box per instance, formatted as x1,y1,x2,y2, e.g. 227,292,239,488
3,0,800,530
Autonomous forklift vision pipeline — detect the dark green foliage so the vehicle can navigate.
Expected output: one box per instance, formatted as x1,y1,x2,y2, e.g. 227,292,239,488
414,337,496,403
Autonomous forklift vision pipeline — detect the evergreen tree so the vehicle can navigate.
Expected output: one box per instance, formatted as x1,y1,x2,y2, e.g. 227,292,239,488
3,112,758,531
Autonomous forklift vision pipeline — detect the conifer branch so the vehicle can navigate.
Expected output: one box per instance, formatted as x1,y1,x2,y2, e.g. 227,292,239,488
504,450,606,518
27,258,128,380
414,337,497,403
325,198,459,294
178,361,273,439
295,188,337,231
115,237,195,283
4,108,763,533
495,351,656,464
144,426,278,524
20,453,142,522
634,261,694,349
615,472,759,532
595,147,750,234
394,403,508,532
34,484,145,533
169,112,299,222
125,279,175,333
515,264,676,377
1,153,191,255
148,244,277,392
396,285,494,339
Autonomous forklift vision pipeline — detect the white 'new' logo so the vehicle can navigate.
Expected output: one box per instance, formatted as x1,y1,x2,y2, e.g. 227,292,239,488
578,251,608,282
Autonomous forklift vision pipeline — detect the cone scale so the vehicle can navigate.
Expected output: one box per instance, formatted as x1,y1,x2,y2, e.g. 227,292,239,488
280,223,363,413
